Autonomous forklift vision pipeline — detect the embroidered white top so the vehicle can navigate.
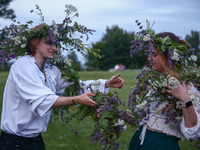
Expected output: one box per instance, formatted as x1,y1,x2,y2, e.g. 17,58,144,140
139,85,200,145
0,55,109,137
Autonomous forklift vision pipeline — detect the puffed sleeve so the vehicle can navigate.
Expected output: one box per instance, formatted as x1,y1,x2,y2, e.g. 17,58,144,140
180,85,200,139
12,59,58,117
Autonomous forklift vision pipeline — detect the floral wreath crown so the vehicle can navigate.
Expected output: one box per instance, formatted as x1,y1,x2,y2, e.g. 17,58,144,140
130,20,198,79
0,4,100,69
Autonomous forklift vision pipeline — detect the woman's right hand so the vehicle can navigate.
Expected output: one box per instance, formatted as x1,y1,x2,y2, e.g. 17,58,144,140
75,93,98,107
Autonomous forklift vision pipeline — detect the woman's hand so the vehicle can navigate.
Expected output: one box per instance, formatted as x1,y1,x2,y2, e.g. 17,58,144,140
105,73,124,89
166,80,190,103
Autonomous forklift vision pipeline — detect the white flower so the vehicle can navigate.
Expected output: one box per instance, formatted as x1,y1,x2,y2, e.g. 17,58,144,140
188,55,197,62
20,44,26,48
171,51,179,61
64,58,73,67
188,90,195,99
114,119,125,126
74,12,79,17
143,34,150,41
65,4,77,15
176,101,182,109
22,36,27,41
168,76,179,89
15,36,20,40
15,40,21,45
136,101,147,110
161,79,168,87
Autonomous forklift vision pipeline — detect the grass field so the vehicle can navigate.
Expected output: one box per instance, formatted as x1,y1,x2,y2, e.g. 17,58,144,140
0,70,197,150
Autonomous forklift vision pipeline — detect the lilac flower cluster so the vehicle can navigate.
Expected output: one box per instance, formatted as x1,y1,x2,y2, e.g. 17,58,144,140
88,91,126,150
130,20,154,57
0,4,98,69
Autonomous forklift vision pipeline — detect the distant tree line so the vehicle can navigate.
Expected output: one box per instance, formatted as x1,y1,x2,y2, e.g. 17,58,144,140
85,25,200,70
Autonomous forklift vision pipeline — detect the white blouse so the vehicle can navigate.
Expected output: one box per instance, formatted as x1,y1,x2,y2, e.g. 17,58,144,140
139,85,200,145
1,55,109,137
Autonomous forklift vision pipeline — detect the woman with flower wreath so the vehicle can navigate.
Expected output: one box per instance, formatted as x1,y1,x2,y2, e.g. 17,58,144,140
123,20,200,150
0,5,124,150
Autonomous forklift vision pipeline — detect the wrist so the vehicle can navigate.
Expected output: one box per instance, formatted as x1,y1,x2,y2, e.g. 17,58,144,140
105,80,109,88
180,95,190,103
181,99,193,108
71,97,76,105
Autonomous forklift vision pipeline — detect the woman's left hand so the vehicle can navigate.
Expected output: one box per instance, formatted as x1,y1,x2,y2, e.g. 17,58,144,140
166,80,190,103
105,73,124,89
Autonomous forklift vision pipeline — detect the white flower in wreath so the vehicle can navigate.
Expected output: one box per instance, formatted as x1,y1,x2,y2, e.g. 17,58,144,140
143,34,150,41
15,40,22,45
188,55,197,62
64,58,73,67
171,50,179,61
20,44,26,48
22,36,27,41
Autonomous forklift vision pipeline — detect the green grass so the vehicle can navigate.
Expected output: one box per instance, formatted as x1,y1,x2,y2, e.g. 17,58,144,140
0,70,197,150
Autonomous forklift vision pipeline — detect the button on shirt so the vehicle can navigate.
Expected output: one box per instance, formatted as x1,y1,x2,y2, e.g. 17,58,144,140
1,55,108,137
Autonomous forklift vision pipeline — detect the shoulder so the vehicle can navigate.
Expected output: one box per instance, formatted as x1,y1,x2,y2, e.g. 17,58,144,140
10,55,37,75
12,55,34,67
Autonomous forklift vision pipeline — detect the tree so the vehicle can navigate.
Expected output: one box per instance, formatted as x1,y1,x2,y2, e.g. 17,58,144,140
86,25,147,70
85,42,103,70
185,30,200,65
0,0,16,20
66,53,81,71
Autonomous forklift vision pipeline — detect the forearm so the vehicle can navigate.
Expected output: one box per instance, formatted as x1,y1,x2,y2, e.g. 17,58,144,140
51,93,97,108
51,96,78,108
182,106,197,128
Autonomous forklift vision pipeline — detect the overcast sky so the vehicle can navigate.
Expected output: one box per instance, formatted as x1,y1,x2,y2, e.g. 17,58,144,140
1,0,200,63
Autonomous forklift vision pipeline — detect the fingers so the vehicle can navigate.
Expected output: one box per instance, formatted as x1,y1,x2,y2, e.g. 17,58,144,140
182,81,186,87
85,93,98,107
86,93,96,97
113,73,120,79
166,89,172,94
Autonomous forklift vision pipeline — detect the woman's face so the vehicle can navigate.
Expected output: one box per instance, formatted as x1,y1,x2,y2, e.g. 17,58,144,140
34,36,56,60
148,47,168,73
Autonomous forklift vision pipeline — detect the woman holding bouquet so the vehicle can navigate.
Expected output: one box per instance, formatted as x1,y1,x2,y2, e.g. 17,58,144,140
126,21,200,150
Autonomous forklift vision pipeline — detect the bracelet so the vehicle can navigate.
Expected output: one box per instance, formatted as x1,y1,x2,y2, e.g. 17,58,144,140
72,97,76,105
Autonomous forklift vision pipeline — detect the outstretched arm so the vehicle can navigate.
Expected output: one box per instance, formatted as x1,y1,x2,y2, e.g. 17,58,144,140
52,93,97,108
